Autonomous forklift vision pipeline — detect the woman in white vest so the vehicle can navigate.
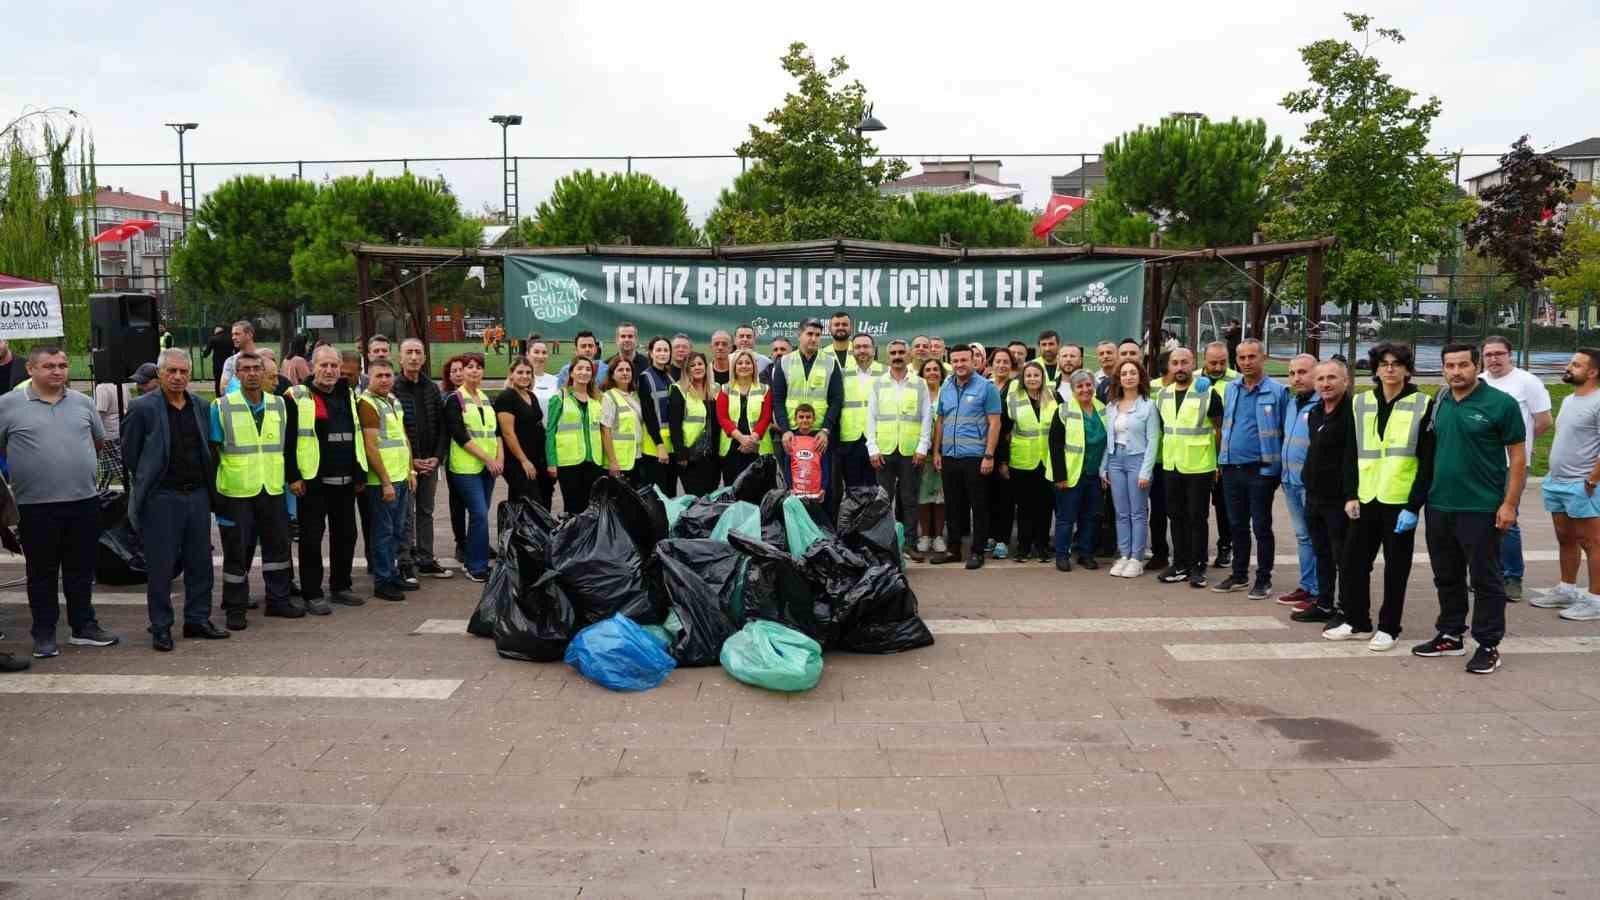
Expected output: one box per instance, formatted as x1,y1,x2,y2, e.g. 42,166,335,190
599,355,643,485
668,351,721,496
718,348,773,489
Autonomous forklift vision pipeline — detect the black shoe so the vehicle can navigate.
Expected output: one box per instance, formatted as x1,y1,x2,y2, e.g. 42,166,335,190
1188,573,1209,589
1157,566,1189,584
1036,547,1053,563
374,583,406,602
0,651,28,672
288,582,304,598
1077,554,1099,570
930,551,959,566
965,554,985,570
1466,644,1502,674
151,628,174,652
1146,557,1169,573
1412,633,1466,657
1055,555,1073,572
417,561,454,579
1290,605,1336,623
1213,548,1232,569
398,568,421,591
329,591,366,607
304,597,333,616
68,624,121,647
225,609,248,631
1247,579,1273,601
182,621,230,640
1212,574,1249,594
264,602,306,619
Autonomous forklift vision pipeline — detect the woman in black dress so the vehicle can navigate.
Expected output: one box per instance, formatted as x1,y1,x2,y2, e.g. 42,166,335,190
494,358,546,507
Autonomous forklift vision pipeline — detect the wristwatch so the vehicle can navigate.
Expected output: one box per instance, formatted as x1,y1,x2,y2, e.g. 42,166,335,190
983,453,995,459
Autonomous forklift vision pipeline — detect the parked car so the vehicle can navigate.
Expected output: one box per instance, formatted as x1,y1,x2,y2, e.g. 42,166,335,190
1357,317,1381,338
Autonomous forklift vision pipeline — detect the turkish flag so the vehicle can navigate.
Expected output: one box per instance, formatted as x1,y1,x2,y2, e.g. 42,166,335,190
90,219,160,245
1032,194,1087,238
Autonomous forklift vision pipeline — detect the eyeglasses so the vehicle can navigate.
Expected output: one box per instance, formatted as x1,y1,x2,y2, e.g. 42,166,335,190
1377,360,1404,369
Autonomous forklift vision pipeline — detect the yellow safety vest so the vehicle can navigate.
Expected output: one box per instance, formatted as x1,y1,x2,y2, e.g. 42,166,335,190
214,392,287,498
720,384,773,456
605,388,639,472
1007,388,1058,474
839,362,885,442
1208,369,1240,398
550,390,602,467
288,384,366,481
781,352,837,427
1054,398,1103,486
448,388,500,474
359,391,410,486
10,378,29,393
1354,391,1429,505
673,383,712,452
1158,382,1217,475
872,373,925,457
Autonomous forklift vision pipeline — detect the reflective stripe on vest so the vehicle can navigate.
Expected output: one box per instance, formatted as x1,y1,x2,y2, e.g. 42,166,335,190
640,369,674,454
215,393,287,497
673,384,711,451
782,352,836,425
288,384,366,481
872,375,924,457
551,391,602,467
359,391,410,485
448,388,500,474
720,385,773,457
1158,384,1217,475
1008,389,1058,474
606,388,639,471
1056,401,1096,486
1219,378,1285,470
1354,391,1429,505
840,362,884,441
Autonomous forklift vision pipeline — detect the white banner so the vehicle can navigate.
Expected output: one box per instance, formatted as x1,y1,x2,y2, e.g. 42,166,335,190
0,283,64,339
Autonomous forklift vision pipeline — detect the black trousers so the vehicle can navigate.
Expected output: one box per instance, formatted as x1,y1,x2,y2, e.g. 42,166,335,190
1304,499,1350,615
1340,500,1416,636
676,456,720,497
1011,465,1054,557
1426,508,1508,646
1164,471,1213,571
640,454,677,498
838,439,874,488
722,450,765,488
941,456,989,557
989,468,1015,547
874,451,920,536
220,491,293,612
1212,476,1232,554
557,461,603,514
298,479,358,600
448,473,466,561
140,488,216,631
1148,466,1170,562
1221,465,1278,581
17,497,100,641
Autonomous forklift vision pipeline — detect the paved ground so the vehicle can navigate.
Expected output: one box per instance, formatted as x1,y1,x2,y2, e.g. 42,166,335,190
1,481,1598,899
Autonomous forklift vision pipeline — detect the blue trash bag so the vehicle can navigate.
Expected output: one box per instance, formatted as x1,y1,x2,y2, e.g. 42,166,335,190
564,613,678,691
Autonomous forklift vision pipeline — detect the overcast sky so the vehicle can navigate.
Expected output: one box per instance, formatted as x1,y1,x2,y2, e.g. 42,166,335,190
9,0,1596,226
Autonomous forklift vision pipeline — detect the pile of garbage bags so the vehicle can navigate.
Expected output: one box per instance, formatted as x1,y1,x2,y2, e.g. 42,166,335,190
467,456,933,693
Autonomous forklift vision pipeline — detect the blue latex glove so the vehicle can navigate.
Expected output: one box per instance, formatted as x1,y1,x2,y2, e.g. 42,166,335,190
1394,510,1418,533
215,515,236,528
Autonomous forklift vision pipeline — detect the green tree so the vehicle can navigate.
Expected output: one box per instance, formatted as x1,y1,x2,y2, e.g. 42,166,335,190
1465,135,1576,293
289,172,481,332
1547,204,1600,311
711,43,908,243
1263,12,1475,357
520,170,698,247
703,165,784,245
171,175,317,352
878,192,1041,248
0,118,95,353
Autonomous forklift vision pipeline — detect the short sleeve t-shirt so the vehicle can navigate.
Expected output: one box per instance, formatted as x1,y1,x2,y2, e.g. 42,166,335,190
1482,367,1551,448
1549,389,1600,481
0,387,104,505
1428,382,1526,512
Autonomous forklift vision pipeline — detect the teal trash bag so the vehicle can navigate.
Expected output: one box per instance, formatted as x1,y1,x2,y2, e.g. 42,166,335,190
711,501,762,543
781,496,829,557
719,620,823,692
564,613,677,691
642,624,671,646
656,487,696,531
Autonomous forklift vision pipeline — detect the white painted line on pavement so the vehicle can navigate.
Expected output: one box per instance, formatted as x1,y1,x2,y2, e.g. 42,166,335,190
0,592,145,606
0,674,463,700
413,616,1286,637
1165,634,1600,662
414,618,471,634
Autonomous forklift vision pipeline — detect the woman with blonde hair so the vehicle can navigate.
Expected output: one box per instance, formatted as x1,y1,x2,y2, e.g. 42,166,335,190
668,351,720,495
716,348,774,488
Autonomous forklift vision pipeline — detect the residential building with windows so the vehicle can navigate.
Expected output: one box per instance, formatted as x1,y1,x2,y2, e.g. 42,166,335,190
1050,158,1106,199
879,159,1024,204
1465,138,1598,201
73,187,188,305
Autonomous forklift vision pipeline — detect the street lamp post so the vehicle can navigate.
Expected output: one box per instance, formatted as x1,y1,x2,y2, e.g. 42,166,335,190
854,103,886,176
164,122,198,232
489,114,522,225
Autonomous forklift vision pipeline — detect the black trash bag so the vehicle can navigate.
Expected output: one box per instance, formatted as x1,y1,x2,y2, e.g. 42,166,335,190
549,484,660,626
646,539,743,667
758,487,790,547
669,493,735,540
495,568,577,663
727,532,816,636
729,456,777,503
837,486,901,565
470,498,561,638
836,562,935,654
606,477,668,556
95,490,148,585
798,539,874,649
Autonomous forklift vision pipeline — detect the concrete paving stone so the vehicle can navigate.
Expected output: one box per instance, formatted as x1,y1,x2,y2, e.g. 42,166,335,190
1401,735,1600,766
974,722,1129,746
956,698,1123,722
51,799,194,834
149,739,295,767
724,811,947,847
313,742,512,775
886,748,1090,777
569,775,687,811
1218,739,1424,770
613,699,733,725
1081,742,1238,773
723,724,884,749
683,778,840,812
834,701,967,724
254,841,487,886
1163,770,1358,804
981,884,1412,899
1251,834,1600,880
161,802,378,839
469,847,874,890
944,802,1312,844
0,800,75,833
19,767,252,802
0,835,125,876
1403,689,1559,713
871,724,991,748
224,771,405,806
1116,718,1279,745
1000,772,1174,807
382,774,579,808
88,836,285,879
575,722,730,749
14,879,295,899
1421,795,1600,834
281,886,544,900
746,892,981,900
360,806,728,847
126,715,379,744
1334,712,1539,742
613,749,736,778
871,841,1276,887
1289,800,1451,837
497,745,623,777
1510,709,1600,735
728,701,839,724
838,776,1008,811
733,749,894,778
1392,879,1600,900
1326,766,1508,802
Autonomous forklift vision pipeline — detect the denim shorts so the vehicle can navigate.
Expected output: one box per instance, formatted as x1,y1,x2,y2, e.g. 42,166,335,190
1543,478,1600,519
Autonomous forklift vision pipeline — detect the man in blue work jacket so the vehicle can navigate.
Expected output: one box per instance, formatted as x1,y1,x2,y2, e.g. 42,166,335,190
931,344,1002,569
1213,338,1290,599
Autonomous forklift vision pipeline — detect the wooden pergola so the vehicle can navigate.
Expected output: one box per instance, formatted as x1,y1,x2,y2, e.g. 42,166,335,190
347,235,1335,360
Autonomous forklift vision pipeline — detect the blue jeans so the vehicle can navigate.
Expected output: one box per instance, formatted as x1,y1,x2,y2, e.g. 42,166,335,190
448,470,496,576
367,482,409,588
1281,482,1318,595
1500,519,1523,579
1220,466,1277,581
1054,476,1101,558
1105,451,1150,558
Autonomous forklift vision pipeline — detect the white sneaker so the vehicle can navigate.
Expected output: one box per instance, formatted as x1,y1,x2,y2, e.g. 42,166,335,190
1531,584,1580,609
932,536,948,554
1110,558,1130,577
1123,559,1145,578
916,535,932,554
1322,623,1371,641
1559,596,1600,621
1368,631,1396,652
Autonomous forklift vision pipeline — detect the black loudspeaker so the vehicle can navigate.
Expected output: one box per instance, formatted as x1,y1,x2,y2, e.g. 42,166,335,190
89,292,160,384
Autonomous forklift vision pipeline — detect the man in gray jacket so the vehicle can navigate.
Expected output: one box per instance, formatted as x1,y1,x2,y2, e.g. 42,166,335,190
123,349,229,651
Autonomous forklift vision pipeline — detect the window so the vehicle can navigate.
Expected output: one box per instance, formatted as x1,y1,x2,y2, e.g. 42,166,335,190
1567,159,1594,183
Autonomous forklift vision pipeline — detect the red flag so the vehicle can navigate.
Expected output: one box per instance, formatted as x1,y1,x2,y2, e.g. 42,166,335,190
1032,194,1087,238
90,219,159,245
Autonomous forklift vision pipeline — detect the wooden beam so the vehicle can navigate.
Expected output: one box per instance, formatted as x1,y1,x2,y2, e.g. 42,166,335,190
1306,248,1324,358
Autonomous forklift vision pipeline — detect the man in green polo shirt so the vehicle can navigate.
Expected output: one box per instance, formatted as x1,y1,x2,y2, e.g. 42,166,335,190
1414,343,1526,674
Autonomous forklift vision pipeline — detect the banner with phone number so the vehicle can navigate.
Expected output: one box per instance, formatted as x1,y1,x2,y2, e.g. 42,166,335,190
0,280,64,339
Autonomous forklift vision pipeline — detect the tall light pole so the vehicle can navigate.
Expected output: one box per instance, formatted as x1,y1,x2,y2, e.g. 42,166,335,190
855,103,886,176
490,114,522,225
164,122,198,232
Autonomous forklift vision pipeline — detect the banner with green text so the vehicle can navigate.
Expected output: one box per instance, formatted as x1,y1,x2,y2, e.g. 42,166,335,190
503,255,1144,350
